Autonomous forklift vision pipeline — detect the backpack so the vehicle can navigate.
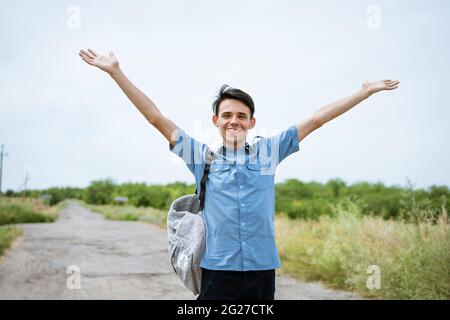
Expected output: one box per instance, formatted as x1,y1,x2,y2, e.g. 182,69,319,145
167,148,216,295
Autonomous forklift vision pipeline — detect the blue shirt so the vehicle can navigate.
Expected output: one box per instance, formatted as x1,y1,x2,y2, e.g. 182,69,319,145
170,126,299,271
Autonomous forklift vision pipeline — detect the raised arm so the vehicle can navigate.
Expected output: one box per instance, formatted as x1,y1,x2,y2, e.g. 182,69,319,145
79,49,178,146
296,80,400,142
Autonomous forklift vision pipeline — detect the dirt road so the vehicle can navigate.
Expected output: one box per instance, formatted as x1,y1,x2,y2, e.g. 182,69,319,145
0,201,359,299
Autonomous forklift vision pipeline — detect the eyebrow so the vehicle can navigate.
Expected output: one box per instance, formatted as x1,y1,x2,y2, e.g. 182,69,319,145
221,112,249,117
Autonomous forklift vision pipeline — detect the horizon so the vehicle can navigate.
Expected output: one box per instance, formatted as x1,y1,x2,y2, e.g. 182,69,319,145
9,176,443,194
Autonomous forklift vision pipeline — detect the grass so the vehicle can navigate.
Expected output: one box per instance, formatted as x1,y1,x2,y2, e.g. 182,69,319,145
275,200,450,299
0,197,58,225
0,197,61,259
86,203,167,227
0,225,23,257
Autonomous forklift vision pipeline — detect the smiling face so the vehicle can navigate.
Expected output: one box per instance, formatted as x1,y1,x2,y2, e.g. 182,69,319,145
212,98,256,150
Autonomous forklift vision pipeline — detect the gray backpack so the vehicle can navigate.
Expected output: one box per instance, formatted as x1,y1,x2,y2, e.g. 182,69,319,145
167,148,216,295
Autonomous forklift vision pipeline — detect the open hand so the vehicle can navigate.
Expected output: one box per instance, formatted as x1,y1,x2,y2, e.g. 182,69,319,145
363,79,400,96
79,49,120,75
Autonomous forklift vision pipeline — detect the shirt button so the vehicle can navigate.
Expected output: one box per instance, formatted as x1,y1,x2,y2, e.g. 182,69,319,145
242,223,245,226
243,242,246,245
242,203,245,207
239,185,243,189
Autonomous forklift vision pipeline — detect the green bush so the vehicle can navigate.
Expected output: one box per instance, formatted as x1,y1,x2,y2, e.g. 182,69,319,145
0,203,55,225
275,179,449,222
84,179,116,205
285,198,333,220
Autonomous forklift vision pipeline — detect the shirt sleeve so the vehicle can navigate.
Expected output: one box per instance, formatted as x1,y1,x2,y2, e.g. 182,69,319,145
169,128,207,179
256,125,299,166
277,125,299,163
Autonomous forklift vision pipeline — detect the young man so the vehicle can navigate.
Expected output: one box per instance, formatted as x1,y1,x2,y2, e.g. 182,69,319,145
79,49,399,300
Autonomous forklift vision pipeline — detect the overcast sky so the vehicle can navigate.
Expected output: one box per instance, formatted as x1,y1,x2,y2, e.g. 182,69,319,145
1,0,449,192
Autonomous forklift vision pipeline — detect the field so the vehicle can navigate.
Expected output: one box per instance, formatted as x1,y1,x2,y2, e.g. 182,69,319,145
275,204,449,299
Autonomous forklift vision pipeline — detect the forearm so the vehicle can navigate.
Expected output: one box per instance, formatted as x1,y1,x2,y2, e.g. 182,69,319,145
313,88,370,126
110,69,163,125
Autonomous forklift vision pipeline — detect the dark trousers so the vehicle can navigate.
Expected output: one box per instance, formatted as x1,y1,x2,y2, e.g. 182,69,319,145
196,268,275,300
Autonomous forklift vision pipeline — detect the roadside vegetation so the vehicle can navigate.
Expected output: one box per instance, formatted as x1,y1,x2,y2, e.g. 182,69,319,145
0,197,61,258
276,198,449,299
84,203,167,227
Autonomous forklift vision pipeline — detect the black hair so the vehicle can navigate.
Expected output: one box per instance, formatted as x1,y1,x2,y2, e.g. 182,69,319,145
212,84,255,118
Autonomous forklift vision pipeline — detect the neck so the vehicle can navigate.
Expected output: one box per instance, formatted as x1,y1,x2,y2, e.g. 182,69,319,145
223,139,246,151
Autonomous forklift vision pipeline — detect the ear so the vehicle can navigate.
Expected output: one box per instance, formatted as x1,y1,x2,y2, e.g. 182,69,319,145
250,117,256,129
212,114,219,127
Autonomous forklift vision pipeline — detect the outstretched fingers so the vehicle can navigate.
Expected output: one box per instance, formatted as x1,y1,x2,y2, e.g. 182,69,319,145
80,56,94,65
387,81,399,90
79,51,95,65
383,80,400,90
386,85,399,90
80,49,95,60
384,79,399,85
87,48,98,57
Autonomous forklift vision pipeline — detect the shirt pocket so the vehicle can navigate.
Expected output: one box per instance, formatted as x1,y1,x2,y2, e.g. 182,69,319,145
245,161,274,190
208,163,233,192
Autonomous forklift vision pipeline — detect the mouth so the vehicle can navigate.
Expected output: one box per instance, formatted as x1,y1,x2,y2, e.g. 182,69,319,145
226,127,242,133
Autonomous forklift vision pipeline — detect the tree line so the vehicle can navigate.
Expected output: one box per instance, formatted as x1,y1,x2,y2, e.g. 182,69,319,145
4,178,449,221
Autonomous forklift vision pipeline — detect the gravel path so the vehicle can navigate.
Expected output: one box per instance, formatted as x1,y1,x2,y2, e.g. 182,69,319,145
0,201,359,300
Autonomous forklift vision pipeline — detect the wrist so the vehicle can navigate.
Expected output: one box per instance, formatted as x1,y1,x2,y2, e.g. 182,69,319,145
359,87,371,100
109,67,123,79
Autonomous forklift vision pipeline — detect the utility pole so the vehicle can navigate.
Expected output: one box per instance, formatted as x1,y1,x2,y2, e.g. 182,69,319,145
22,171,30,199
0,144,9,195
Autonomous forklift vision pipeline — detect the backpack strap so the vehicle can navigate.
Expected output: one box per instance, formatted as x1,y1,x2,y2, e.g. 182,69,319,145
197,148,216,210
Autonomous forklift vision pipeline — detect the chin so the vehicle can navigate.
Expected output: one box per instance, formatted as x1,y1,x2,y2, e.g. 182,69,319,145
225,131,240,138
222,129,247,144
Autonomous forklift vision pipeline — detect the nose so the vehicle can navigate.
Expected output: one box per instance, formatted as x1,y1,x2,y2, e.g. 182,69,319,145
229,115,239,125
